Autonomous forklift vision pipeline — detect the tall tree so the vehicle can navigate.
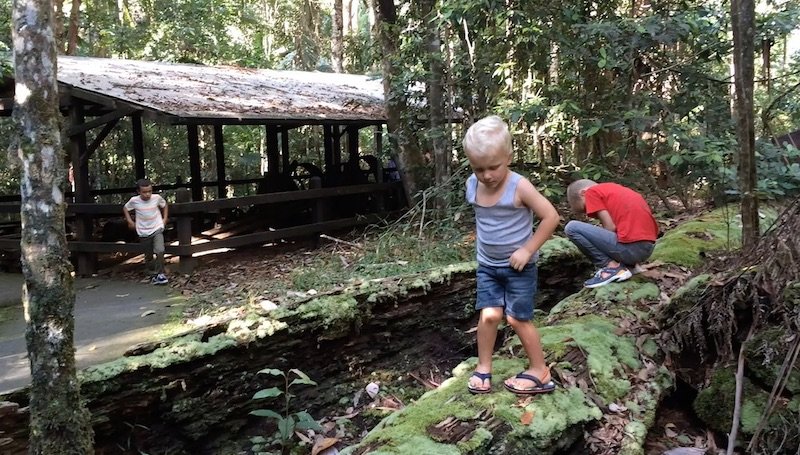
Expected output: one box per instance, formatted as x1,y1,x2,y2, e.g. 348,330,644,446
65,0,81,54
332,0,344,72
731,0,759,247
375,0,425,200
421,0,449,210
10,0,94,452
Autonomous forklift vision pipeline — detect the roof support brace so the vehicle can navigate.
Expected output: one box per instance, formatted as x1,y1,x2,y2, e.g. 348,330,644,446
187,125,203,202
214,125,227,199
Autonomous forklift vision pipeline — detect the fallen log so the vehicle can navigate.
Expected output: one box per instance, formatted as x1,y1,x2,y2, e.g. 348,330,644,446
341,207,756,455
0,238,589,454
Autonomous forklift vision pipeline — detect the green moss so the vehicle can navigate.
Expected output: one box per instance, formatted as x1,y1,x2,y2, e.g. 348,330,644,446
652,207,742,267
743,328,800,394
549,281,659,320
538,236,583,263
619,421,647,455
542,316,640,402
650,206,777,268
79,332,239,385
343,358,601,455
693,367,769,435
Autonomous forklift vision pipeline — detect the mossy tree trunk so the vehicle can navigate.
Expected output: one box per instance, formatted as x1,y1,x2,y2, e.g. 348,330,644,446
731,0,759,247
9,0,93,452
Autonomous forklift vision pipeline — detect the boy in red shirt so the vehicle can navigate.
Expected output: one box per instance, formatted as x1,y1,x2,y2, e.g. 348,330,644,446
565,179,658,288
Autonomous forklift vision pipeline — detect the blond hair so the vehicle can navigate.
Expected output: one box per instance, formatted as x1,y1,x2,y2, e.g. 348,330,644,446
566,179,597,206
462,116,512,158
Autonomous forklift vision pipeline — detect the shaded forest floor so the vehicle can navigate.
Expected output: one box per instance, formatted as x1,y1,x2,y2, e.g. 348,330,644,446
79,198,741,454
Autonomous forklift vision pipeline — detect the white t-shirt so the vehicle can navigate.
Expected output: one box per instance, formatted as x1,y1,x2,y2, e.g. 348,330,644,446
124,194,166,237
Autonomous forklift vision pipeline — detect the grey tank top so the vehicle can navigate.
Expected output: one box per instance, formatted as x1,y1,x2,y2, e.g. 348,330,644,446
466,172,538,267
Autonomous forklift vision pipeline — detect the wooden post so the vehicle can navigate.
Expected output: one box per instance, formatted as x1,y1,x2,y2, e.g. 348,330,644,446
68,101,95,275
323,124,334,174
176,188,196,273
332,125,342,169
281,128,290,174
214,124,226,198
265,125,280,178
374,125,383,156
132,113,145,180
347,126,359,163
310,176,324,247
187,125,203,202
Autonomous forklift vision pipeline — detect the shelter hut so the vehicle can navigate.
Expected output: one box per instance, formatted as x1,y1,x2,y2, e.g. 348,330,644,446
0,56,405,274
774,128,800,149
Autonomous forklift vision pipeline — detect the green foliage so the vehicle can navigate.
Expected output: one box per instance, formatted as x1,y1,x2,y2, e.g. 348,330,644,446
250,367,322,454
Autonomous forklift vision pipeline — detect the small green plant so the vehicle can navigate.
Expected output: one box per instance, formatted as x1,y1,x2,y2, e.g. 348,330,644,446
249,368,322,455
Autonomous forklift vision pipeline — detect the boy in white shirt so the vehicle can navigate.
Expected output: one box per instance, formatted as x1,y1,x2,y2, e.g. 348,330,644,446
123,179,169,285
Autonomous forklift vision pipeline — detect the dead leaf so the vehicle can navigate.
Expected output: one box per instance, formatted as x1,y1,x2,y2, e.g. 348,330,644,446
140,310,156,317
311,437,339,455
664,423,678,438
520,410,534,425
662,448,706,455
295,431,313,444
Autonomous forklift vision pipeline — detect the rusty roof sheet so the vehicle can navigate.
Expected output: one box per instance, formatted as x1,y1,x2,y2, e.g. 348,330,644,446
57,56,386,122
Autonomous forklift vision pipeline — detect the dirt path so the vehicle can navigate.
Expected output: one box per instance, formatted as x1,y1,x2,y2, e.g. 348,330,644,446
0,273,186,394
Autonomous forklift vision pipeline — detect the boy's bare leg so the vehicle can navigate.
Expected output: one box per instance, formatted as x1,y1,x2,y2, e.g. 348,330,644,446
469,307,504,390
505,317,551,388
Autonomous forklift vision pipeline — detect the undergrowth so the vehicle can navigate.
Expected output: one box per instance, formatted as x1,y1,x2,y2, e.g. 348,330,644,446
289,164,476,292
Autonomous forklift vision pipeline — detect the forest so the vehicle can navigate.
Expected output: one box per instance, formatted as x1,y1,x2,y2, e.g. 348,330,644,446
1,0,800,454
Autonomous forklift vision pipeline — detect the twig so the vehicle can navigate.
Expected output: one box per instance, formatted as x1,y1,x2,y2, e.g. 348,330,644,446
728,326,755,455
418,189,427,239
748,336,800,452
319,234,362,249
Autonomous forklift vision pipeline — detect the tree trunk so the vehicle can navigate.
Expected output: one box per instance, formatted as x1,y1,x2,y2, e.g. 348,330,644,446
375,0,425,201
422,0,449,211
731,0,759,247
332,0,344,73
10,0,94,452
65,0,81,55
53,0,65,48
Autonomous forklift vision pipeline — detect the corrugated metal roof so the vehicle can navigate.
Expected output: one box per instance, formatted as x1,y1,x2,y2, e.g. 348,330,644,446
57,56,386,122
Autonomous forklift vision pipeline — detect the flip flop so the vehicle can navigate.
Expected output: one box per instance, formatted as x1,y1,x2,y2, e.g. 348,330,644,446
504,372,556,395
467,371,492,395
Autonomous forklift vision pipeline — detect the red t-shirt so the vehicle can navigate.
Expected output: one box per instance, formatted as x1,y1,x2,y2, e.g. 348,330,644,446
584,183,658,243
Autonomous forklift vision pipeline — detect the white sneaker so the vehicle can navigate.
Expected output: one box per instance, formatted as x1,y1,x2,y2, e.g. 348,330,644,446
152,274,169,285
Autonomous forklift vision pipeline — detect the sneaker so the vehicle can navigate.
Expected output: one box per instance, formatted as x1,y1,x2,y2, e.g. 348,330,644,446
152,273,169,285
584,266,632,288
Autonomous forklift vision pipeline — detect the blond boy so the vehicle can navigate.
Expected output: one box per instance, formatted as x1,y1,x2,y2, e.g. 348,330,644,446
463,116,560,395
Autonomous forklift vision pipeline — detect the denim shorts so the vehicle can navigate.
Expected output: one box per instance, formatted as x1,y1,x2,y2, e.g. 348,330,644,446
476,263,537,321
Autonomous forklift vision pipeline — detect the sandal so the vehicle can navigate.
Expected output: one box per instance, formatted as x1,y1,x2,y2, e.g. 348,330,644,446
504,371,556,395
467,371,492,395
584,265,632,288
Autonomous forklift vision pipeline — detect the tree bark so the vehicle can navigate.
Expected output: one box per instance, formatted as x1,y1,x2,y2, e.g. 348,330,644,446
422,0,449,211
65,0,81,55
731,0,759,247
375,0,425,201
10,0,94,452
332,0,344,73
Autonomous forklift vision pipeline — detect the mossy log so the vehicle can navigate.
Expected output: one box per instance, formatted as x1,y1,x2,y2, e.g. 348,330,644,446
658,204,800,454
341,208,750,455
0,238,589,454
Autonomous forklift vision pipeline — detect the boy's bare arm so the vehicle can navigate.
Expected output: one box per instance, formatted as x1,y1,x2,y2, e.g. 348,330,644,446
123,208,135,230
595,210,616,232
161,200,169,226
508,179,560,270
